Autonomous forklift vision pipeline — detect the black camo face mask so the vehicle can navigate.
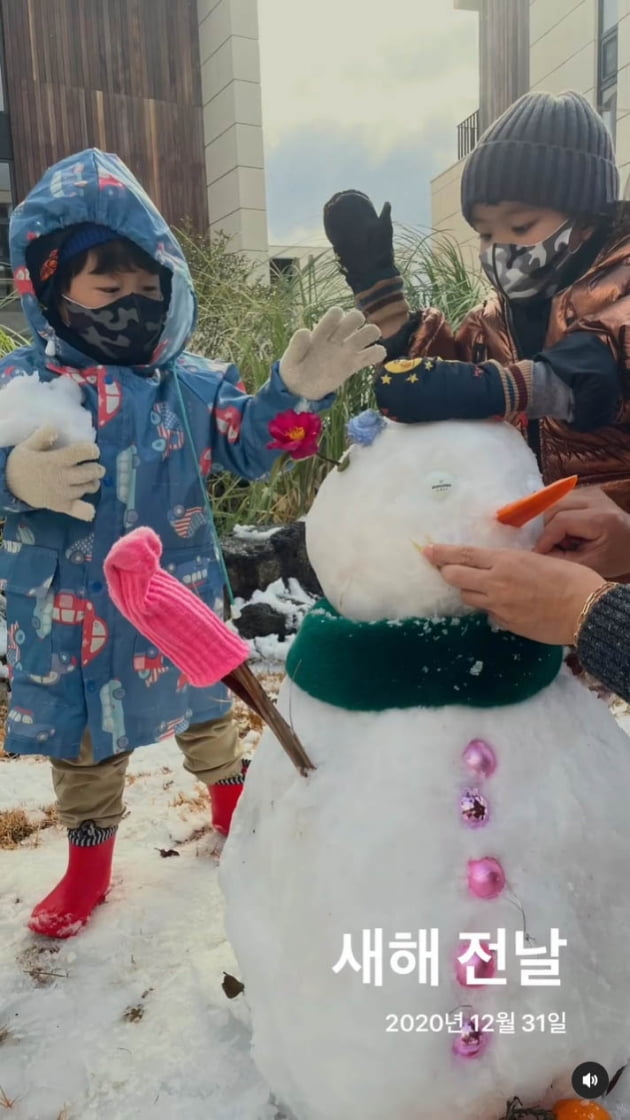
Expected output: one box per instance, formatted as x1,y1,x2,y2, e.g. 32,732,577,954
62,292,166,366
479,219,579,300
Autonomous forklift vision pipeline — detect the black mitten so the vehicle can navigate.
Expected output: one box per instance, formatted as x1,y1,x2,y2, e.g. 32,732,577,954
323,190,398,293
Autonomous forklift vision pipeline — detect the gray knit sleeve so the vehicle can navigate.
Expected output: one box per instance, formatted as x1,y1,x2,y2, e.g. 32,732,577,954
576,585,630,702
528,361,575,421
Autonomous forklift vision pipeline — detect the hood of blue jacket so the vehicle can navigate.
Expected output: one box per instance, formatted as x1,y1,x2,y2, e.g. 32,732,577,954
10,149,197,367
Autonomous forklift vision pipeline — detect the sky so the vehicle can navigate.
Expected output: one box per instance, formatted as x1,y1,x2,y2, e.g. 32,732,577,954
257,0,479,248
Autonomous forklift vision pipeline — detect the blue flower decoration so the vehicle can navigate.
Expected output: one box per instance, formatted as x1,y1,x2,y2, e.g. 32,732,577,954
346,410,386,447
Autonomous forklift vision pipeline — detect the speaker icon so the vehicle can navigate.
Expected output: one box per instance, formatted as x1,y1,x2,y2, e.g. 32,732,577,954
572,1062,609,1100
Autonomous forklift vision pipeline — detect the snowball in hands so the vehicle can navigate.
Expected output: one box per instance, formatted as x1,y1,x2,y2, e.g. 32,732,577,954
1,374,102,522
0,372,95,447
220,419,630,1120
279,307,385,400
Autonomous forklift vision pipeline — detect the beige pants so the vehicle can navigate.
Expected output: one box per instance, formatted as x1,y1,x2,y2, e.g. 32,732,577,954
51,715,243,830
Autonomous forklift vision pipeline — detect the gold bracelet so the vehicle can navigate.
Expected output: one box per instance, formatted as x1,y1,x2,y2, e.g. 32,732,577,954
573,581,618,647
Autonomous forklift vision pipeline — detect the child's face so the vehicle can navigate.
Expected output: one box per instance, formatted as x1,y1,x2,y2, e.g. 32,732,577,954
472,202,569,248
62,251,162,313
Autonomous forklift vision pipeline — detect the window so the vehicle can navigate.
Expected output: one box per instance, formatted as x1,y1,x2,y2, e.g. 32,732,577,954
601,32,618,83
598,0,619,145
270,257,297,283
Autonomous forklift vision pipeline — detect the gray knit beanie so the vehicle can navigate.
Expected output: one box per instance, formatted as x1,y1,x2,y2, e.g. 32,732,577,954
461,91,619,227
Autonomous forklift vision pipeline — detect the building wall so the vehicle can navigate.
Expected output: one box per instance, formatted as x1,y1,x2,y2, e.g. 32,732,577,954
432,0,630,257
430,160,479,271
430,0,529,270
0,0,208,230
529,0,630,184
619,10,630,183
529,0,597,100
197,0,268,266
479,0,530,131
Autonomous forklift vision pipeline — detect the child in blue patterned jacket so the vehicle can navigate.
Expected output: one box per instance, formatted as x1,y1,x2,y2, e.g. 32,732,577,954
0,148,384,938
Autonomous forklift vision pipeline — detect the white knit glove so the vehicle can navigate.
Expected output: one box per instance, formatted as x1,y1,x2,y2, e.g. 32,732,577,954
6,426,105,522
279,307,385,400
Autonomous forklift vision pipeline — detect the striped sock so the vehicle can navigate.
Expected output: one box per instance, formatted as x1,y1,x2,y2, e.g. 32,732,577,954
215,758,251,787
68,821,117,848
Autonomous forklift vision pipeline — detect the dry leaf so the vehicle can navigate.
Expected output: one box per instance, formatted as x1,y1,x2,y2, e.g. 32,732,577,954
222,972,245,999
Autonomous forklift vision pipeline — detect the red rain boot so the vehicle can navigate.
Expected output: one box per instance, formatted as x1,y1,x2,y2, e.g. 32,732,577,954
209,759,250,837
28,824,116,939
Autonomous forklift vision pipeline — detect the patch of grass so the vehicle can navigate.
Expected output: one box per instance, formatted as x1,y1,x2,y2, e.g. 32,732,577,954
123,1005,145,1023
169,787,209,815
0,1086,19,1109
0,809,32,847
123,989,152,1023
177,227,482,535
19,943,67,987
0,805,57,849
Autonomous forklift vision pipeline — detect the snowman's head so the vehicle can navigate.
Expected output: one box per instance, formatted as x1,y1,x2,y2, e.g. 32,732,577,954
306,418,566,622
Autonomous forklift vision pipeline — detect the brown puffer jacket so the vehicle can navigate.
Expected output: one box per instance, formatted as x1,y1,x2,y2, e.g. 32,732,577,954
402,231,630,512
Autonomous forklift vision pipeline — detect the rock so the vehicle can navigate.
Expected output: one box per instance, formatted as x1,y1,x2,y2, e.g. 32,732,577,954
236,603,288,641
222,522,321,603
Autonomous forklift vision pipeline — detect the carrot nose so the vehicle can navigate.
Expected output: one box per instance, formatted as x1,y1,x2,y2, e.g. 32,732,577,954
496,475,578,528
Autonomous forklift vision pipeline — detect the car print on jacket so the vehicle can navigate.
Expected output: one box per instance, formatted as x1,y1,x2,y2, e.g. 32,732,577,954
100,679,129,753
164,555,209,593
116,445,140,529
30,652,77,686
133,648,170,688
7,707,55,743
52,593,108,666
65,533,95,565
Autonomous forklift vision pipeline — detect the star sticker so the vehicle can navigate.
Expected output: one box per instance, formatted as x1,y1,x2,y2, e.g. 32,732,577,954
422,358,436,370
381,374,392,385
406,373,419,383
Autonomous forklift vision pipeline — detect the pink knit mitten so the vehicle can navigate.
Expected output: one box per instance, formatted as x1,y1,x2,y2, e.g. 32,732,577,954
104,528,249,685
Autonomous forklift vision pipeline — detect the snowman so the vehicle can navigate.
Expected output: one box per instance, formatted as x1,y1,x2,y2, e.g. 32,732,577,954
220,414,630,1120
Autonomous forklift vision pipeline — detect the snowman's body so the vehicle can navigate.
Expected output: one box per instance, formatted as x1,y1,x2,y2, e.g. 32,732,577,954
220,421,630,1120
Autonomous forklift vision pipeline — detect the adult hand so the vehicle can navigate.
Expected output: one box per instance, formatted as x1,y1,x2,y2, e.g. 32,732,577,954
535,485,630,578
423,544,604,646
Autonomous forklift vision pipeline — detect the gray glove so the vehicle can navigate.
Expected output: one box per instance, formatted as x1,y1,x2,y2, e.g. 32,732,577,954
280,307,385,400
6,425,105,522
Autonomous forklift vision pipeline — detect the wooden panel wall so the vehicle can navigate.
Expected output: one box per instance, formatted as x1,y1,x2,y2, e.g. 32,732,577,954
0,0,208,230
479,0,530,133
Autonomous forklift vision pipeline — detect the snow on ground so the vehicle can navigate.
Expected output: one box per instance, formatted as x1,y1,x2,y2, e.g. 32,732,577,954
2,691,630,1119
0,697,284,1120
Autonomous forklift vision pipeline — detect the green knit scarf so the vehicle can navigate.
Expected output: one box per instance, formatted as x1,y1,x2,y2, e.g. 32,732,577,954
285,600,563,711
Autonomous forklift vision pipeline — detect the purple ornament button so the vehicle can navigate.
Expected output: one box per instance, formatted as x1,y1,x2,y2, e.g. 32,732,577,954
460,789,489,827
467,857,505,899
462,739,497,778
453,1017,487,1058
